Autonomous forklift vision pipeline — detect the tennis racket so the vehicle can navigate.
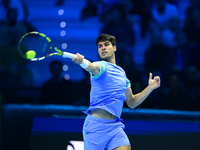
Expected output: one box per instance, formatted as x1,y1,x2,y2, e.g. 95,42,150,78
18,31,79,61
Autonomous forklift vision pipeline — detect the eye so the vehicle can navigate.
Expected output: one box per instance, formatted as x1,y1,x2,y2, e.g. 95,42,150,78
98,45,102,48
105,42,110,46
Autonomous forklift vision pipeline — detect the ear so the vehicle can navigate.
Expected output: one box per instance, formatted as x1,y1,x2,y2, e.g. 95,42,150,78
114,45,117,52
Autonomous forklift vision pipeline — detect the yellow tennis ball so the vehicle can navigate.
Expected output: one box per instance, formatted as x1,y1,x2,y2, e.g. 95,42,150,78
26,50,36,59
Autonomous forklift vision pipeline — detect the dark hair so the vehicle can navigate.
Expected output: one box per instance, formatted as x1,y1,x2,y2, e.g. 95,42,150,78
96,33,116,47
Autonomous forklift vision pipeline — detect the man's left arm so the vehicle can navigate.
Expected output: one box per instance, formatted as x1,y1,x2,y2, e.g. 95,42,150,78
125,73,161,109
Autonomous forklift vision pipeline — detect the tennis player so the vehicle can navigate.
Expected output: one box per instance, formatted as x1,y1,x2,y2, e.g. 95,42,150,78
72,33,161,150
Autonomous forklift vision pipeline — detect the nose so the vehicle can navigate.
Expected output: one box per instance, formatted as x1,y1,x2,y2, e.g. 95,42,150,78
102,46,106,49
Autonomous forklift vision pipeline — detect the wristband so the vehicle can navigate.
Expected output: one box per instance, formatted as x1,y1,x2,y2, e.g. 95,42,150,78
80,59,89,69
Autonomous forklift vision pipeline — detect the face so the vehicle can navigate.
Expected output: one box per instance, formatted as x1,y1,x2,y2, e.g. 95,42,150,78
97,41,116,62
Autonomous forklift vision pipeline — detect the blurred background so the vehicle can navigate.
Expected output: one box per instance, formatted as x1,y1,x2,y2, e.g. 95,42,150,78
0,0,200,150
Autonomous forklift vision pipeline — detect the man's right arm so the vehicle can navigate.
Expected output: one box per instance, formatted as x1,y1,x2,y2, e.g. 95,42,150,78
72,53,100,76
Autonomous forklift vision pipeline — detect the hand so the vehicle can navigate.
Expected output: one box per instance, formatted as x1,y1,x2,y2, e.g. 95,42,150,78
72,53,84,64
148,73,161,90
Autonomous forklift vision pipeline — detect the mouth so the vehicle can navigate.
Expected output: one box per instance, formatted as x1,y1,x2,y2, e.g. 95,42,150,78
102,51,107,56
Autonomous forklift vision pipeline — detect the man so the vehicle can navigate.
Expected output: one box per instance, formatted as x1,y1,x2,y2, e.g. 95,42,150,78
72,34,161,150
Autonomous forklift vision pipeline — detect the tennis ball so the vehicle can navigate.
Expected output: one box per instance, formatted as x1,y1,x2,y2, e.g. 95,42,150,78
26,50,36,59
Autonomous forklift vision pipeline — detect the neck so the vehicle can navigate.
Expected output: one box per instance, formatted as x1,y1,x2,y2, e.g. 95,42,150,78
102,55,116,64
107,58,116,64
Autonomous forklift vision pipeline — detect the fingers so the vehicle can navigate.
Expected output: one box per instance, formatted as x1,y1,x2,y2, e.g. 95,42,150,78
154,76,160,82
149,72,152,80
72,53,84,64
149,73,161,88
149,73,160,83
154,76,161,86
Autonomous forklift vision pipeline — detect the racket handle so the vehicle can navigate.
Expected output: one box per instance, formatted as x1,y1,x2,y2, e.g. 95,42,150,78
62,52,76,58
62,52,89,69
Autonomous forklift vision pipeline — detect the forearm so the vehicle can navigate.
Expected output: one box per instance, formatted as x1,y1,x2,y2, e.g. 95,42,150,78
129,85,153,109
76,58,100,76
72,53,100,75
80,60,99,76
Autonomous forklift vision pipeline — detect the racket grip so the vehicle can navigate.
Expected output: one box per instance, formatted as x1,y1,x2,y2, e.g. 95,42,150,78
62,52,76,58
62,52,89,69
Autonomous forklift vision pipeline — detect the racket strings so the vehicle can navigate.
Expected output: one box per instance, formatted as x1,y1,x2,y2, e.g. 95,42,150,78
18,33,52,59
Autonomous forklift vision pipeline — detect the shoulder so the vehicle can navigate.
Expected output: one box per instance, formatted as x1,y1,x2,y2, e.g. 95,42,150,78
93,61,106,70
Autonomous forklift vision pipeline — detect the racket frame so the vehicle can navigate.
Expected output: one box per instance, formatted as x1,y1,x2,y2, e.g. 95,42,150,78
18,31,65,61
18,31,88,68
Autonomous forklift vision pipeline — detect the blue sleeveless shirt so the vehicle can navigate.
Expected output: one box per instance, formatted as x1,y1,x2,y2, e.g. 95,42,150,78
84,61,131,120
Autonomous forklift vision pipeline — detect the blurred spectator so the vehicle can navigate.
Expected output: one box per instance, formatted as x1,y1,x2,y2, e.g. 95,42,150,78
151,0,179,29
183,66,200,105
186,7,200,70
189,45,200,71
161,16,181,48
73,70,90,106
0,0,25,24
0,8,32,88
100,0,120,15
144,20,172,85
40,60,73,105
0,8,27,45
20,1,36,32
131,0,153,39
184,6,200,46
81,0,99,20
190,0,200,8
81,0,120,20
119,0,135,22
193,80,200,111
172,31,192,72
55,0,64,6
101,4,135,65
171,0,190,27
120,52,143,85
0,65,6,88
161,72,189,110
148,20,162,45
